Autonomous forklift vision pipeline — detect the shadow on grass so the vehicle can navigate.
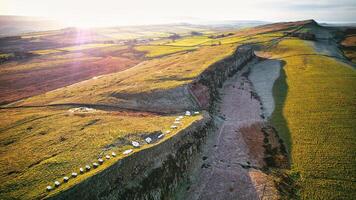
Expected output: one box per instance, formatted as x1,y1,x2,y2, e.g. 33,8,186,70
270,60,292,158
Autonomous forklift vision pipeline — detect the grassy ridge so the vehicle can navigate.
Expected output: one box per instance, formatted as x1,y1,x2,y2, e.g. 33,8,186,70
270,39,356,199
134,45,197,58
30,43,119,55
14,44,237,106
13,31,289,107
0,21,317,199
167,36,212,46
0,107,201,199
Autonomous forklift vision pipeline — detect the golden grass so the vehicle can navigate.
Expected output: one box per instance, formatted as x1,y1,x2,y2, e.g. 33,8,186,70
59,44,116,51
86,45,128,54
0,54,100,74
0,53,14,59
31,49,65,55
30,44,119,55
0,106,202,199
167,36,212,46
270,39,356,199
197,32,284,46
0,23,311,200
1,44,128,74
134,45,197,57
21,31,60,39
14,44,237,106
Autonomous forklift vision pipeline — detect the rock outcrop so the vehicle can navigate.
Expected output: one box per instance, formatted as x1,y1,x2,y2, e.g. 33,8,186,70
48,45,255,200
109,45,255,114
190,46,255,110
283,31,316,40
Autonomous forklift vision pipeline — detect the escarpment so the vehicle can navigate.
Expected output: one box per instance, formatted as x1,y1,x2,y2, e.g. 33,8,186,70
109,45,255,114
48,46,255,200
189,46,255,111
48,113,211,200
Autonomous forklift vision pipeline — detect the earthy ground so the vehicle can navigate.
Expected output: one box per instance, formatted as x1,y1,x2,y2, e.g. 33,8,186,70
184,61,279,200
0,48,142,105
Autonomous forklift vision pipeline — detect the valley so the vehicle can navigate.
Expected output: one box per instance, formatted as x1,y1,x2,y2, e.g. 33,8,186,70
0,19,355,200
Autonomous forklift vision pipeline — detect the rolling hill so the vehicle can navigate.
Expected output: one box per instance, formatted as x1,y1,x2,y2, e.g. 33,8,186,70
0,19,355,200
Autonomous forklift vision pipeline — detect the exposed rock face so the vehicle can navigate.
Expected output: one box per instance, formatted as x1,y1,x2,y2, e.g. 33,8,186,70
190,46,255,111
188,83,210,108
48,113,211,200
48,46,255,200
109,45,255,114
110,85,199,113
283,31,316,40
183,61,281,200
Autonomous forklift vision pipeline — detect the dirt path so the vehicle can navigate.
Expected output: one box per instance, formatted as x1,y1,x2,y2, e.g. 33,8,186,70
183,60,279,200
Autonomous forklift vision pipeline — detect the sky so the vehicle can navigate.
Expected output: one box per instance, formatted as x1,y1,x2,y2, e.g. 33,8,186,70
0,0,355,27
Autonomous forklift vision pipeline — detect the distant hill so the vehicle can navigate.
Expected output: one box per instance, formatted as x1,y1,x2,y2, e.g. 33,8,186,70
0,15,65,36
190,20,269,29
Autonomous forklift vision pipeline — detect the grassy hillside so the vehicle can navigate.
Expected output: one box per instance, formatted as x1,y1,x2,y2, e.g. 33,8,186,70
30,43,118,55
0,45,141,105
12,44,237,107
134,45,197,58
0,20,318,199
270,39,356,199
0,106,202,199
167,35,212,46
9,23,301,108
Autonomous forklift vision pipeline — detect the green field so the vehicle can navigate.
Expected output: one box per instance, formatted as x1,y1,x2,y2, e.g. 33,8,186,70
167,35,212,46
270,39,356,199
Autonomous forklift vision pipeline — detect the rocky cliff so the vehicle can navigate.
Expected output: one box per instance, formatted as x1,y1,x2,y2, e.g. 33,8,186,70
48,113,211,200
190,46,255,111
106,45,254,114
48,45,255,200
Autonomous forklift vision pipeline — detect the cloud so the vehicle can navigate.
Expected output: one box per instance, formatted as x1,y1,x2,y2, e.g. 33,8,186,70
287,1,356,10
0,0,355,25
